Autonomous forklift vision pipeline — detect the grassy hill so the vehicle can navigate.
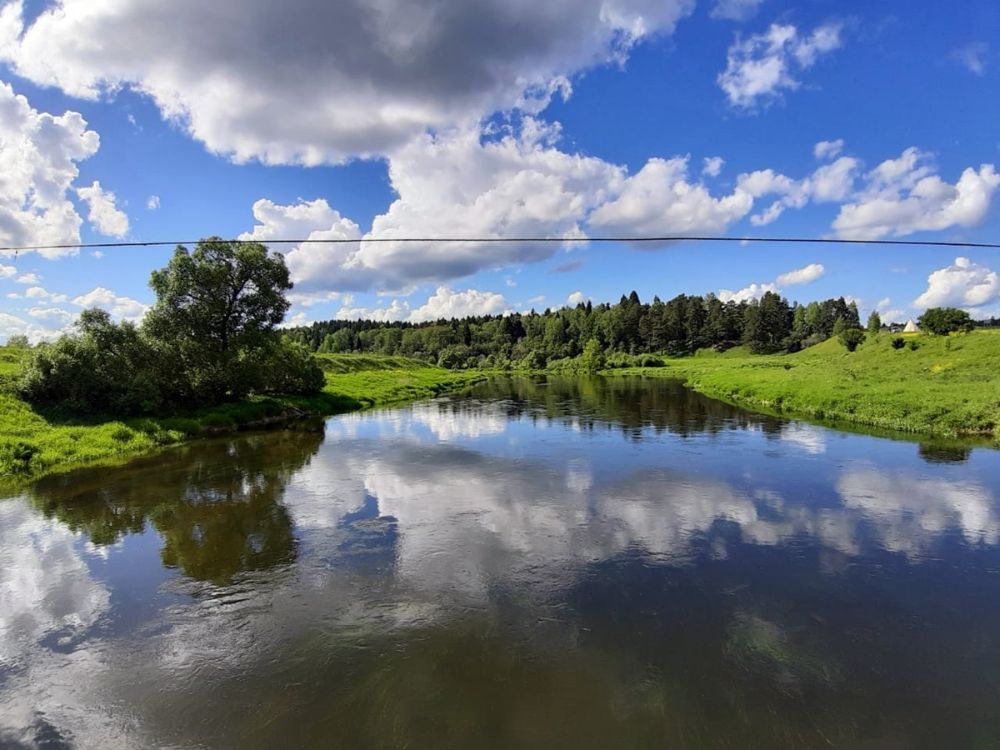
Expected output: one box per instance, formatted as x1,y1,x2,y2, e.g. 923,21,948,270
612,330,1000,440
0,351,481,483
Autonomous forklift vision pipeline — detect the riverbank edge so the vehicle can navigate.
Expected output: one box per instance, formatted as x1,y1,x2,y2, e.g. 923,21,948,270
1,367,485,487
604,364,999,445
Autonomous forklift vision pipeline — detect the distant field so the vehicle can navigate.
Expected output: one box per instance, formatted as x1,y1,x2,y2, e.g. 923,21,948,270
613,330,1000,440
314,353,431,374
0,350,481,483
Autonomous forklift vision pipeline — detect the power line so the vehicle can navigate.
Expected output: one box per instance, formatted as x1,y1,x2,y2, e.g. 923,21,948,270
1,235,1000,253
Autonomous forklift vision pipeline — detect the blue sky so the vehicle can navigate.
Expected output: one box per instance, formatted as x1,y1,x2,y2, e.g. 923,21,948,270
0,0,997,339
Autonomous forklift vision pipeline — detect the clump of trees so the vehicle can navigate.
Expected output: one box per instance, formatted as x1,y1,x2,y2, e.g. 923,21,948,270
287,291,865,369
918,307,974,336
20,238,323,415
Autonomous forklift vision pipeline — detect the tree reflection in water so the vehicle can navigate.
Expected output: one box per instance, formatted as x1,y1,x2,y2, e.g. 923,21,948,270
28,421,324,584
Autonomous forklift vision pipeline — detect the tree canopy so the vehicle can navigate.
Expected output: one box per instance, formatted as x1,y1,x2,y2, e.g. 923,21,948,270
21,238,322,414
287,291,874,369
918,307,974,336
144,238,295,402
146,238,291,353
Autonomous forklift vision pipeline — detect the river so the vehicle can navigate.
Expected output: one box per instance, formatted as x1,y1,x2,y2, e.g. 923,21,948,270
2,376,999,748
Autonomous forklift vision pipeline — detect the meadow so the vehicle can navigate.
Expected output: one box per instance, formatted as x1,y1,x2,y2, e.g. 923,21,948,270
611,329,1000,440
0,352,482,483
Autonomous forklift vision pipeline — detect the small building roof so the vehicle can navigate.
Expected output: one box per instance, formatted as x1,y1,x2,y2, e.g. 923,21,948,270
903,319,920,333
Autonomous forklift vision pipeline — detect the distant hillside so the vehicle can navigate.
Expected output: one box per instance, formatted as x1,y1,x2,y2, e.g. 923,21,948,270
618,330,1000,440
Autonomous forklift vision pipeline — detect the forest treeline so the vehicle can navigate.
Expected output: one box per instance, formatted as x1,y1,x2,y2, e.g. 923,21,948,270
287,291,868,370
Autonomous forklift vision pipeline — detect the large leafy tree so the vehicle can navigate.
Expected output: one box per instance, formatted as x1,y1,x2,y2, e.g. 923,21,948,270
144,238,293,402
918,307,974,336
146,238,291,352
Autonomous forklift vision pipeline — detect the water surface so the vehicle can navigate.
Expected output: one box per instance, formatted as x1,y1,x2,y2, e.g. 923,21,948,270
3,376,1000,748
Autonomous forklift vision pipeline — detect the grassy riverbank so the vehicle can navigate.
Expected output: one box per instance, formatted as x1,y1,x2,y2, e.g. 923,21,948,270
610,330,1000,441
0,352,482,482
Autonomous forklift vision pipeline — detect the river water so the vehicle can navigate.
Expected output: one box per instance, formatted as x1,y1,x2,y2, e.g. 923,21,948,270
2,376,1000,748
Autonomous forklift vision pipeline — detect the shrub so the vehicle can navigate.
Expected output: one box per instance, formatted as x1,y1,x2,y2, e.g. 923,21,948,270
838,327,865,352
891,337,906,350
908,340,919,351
19,312,166,415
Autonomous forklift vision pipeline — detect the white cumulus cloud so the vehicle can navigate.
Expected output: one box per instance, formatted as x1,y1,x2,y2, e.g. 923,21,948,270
27,306,75,323
335,298,411,323
408,287,508,322
244,121,624,292
718,22,843,110
0,80,99,257
239,197,369,292
0,0,696,165
589,156,753,238
874,297,907,324
0,311,67,343
76,180,129,237
912,257,1000,310
717,281,778,303
775,262,824,286
334,287,508,323
25,286,67,303
72,287,149,322
739,155,860,225
362,121,624,283
832,148,1000,239
814,138,844,160
719,261,823,302
702,156,725,177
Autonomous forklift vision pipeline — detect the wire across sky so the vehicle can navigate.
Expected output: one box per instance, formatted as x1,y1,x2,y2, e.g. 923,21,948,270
1,235,999,254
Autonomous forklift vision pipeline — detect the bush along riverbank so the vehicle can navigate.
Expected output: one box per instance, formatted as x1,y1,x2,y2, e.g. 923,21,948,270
606,330,1000,442
0,353,483,484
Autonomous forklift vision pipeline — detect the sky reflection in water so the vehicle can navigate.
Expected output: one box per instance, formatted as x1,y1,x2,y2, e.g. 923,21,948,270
2,376,1000,748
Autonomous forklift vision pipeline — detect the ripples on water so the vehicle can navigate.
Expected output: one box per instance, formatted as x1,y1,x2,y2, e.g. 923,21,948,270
2,376,1000,748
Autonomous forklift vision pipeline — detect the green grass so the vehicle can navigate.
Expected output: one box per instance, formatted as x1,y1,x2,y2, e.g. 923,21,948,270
314,352,432,374
0,351,482,484
609,329,1000,441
